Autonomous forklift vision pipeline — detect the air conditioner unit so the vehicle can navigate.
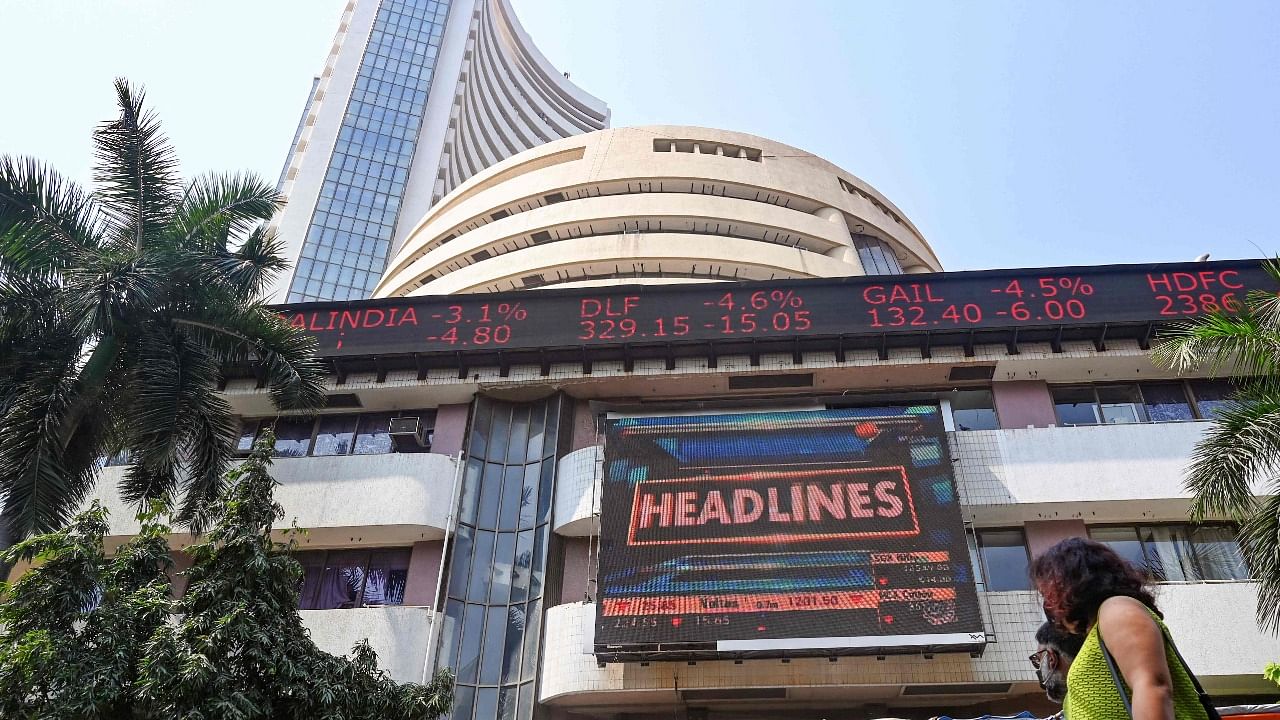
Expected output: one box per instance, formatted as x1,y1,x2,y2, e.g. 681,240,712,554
388,416,428,451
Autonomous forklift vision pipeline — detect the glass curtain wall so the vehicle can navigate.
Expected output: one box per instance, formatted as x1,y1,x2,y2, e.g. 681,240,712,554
437,395,568,720
287,0,452,302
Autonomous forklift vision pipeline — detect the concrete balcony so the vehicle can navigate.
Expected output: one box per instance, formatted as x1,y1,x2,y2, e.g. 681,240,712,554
948,422,1256,524
301,606,437,683
88,452,457,547
539,583,1274,709
553,446,601,536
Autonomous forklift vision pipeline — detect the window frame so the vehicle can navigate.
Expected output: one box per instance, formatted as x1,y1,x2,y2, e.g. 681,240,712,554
975,527,1033,592
235,409,437,458
1087,522,1250,583
295,546,414,610
1050,381,1233,426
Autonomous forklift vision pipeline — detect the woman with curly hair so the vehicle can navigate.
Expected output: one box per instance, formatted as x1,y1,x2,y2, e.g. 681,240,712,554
1031,537,1216,720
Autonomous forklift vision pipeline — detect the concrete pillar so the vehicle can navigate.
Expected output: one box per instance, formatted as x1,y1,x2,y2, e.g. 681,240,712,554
430,403,471,456
169,550,194,598
815,206,856,265
558,536,594,605
570,399,596,450
403,539,444,606
1025,519,1088,559
992,380,1057,429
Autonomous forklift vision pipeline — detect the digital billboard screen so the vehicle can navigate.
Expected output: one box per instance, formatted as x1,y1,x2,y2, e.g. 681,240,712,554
593,406,985,660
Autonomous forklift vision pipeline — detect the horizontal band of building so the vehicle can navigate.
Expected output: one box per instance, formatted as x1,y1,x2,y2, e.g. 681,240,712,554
375,126,941,297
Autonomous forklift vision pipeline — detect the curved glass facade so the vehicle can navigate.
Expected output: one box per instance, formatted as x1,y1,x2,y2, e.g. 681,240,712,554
437,395,568,720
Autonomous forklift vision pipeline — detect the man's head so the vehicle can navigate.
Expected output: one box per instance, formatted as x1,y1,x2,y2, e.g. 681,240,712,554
1031,621,1084,704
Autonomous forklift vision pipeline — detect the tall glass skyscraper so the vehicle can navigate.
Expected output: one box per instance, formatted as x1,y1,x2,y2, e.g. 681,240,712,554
269,0,609,303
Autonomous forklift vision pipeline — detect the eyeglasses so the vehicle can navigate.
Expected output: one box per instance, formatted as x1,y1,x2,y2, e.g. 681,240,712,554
1029,648,1051,670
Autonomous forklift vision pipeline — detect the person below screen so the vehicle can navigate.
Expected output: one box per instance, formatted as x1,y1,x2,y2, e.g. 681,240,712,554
1031,620,1084,706
1031,538,1212,720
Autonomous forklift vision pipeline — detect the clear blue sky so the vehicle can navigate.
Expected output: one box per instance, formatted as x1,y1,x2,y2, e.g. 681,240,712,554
2,0,1277,271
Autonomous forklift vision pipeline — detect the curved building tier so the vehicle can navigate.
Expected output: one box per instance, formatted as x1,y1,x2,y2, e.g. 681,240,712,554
374,126,941,297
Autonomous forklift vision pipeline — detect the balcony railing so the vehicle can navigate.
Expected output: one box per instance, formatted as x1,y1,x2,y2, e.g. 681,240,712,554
301,606,437,683
87,452,458,541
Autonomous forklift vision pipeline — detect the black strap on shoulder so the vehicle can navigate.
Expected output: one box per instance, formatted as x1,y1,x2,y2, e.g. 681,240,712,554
1097,629,1135,718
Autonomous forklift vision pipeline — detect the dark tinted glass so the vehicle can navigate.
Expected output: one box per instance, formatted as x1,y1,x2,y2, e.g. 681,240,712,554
1140,526,1196,582
1190,525,1249,581
510,530,534,604
978,530,1031,591
313,414,358,456
353,413,394,454
518,463,540,529
490,532,515,605
473,689,498,720
488,406,512,462
447,526,474,601
1140,383,1194,422
950,390,999,431
480,605,507,684
273,417,314,457
501,604,527,685
1190,380,1236,419
362,549,410,605
468,531,495,602
237,419,261,452
1089,526,1149,574
1096,384,1148,424
456,603,485,683
521,598,542,681
458,458,483,526
312,550,367,609
499,465,524,531
476,463,504,530
507,406,530,464
497,685,518,720
1052,387,1098,425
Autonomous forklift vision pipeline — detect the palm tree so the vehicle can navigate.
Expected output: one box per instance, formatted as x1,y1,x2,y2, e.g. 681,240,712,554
1151,260,1280,633
0,79,326,558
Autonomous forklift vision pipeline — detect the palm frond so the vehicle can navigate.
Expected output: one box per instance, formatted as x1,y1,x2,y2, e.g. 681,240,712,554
0,155,102,276
172,305,326,411
1237,493,1280,633
171,172,279,252
93,79,180,250
0,357,100,537
214,225,290,300
1183,380,1280,519
1152,310,1280,378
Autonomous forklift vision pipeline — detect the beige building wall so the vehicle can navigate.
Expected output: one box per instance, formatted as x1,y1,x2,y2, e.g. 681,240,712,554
375,125,942,297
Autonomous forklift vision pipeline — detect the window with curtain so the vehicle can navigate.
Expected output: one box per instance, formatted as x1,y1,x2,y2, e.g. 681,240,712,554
1088,523,1249,582
296,548,412,609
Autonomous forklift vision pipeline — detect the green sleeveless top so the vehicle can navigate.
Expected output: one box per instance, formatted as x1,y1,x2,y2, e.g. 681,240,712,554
1064,608,1209,720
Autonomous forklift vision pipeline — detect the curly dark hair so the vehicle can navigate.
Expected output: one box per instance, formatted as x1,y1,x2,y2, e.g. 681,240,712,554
1030,537,1159,631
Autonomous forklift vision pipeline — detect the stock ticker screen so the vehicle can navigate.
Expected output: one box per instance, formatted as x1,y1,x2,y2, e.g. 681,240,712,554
593,406,986,658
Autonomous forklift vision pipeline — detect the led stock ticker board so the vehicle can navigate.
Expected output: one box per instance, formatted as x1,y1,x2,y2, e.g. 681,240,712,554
276,259,1273,357
593,407,985,661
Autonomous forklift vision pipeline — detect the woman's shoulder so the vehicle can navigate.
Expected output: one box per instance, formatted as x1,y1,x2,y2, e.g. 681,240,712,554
1096,595,1164,642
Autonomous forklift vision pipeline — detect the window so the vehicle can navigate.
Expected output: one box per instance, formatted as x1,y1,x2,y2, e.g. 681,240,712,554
237,409,435,458
1052,382,1234,425
976,529,1032,591
947,390,999,431
296,548,412,610
1188,380,1235,419
1089,523,1249,582
851,234,904,275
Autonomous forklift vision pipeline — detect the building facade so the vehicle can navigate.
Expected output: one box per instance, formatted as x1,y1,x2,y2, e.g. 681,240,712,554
83,129,1277,720
268,0,609,304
